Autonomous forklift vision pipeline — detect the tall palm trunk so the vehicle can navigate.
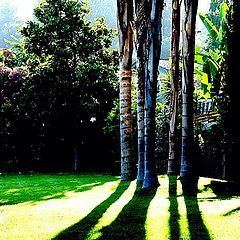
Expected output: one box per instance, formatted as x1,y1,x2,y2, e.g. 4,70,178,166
142,0,164,189
168,0,180,175
180,0,199,195
117,0,134,180
134,0,148,184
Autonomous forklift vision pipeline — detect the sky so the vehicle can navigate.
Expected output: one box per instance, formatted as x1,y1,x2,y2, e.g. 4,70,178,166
14,0,37,20
0,0,37,21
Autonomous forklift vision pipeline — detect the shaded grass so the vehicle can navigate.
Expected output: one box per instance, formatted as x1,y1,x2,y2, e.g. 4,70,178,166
0,174,240,240
184,196,211,240
168,175,180,240
0,173,119,205
98,187,157,240
223,206,240,216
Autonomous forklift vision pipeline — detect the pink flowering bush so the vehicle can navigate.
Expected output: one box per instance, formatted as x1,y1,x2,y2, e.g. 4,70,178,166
0,66,28,102
0,66,12,80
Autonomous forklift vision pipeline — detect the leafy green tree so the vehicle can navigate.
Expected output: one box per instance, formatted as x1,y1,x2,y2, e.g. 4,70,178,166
0,48,30,171
0,0,118,172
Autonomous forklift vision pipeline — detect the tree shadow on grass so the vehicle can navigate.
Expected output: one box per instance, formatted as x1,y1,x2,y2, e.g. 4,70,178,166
168,175,180,240
0,174,119,206
198,179,240,203
184,196,211,240
98,186,157,240
52,180,131,240
223,206,240,216
205,180,240,197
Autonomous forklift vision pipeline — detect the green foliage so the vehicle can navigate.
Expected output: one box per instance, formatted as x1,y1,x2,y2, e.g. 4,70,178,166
199,13,219,41
194,0,240,180
195,1,229,99
196,123,225,178
155,101,170,173
0,0,118,172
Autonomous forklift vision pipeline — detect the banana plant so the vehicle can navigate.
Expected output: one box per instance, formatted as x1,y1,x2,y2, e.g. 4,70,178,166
195,2,229,99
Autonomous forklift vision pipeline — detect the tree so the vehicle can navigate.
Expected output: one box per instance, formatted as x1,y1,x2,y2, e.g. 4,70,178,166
0,0,118,172
180,0,199,195
142,0,164,189
168,0,181,175
224,0,240,181
134,0,148,184
194,2,232,179
117,0,135,180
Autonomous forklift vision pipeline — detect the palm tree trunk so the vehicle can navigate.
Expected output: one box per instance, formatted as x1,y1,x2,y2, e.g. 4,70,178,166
74,145,80,172
134,0,148,184
168,0,180,175
117,0,134,180
142,0,164,189
180,0,199,195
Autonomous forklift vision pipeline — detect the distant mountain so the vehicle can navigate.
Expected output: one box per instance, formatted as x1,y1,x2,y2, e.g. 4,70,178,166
0,3,23,48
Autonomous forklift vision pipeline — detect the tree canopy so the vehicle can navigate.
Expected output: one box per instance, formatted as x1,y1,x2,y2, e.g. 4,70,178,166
0,0,118,172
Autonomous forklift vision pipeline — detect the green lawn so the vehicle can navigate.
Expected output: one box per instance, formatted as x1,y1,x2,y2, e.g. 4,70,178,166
0,173,239,240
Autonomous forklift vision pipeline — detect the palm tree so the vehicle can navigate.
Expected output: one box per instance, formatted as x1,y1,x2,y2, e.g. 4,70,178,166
180,0,199,195
168,0,181,175
142,0,164,189
117,0,134,180
134,0,148,184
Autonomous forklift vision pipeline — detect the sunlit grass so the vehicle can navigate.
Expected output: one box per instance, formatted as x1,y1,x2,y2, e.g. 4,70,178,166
0,174,239,240
0,174,120,240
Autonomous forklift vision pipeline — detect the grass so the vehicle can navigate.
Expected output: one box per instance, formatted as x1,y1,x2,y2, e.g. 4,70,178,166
0,173,240,240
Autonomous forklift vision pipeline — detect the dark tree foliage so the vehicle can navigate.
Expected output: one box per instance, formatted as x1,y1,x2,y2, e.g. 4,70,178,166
222,0,240,181
198,0,240,181
0,0,118,172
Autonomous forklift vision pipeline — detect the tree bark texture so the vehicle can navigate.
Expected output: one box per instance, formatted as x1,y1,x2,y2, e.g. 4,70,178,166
180,0,199,195
74,145,80,172
134,0,148,184
142,0,164,189
117,0,135,180
168,0,181,175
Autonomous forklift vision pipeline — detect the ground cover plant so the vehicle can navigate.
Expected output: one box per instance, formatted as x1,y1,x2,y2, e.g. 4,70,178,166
0,174,239,240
